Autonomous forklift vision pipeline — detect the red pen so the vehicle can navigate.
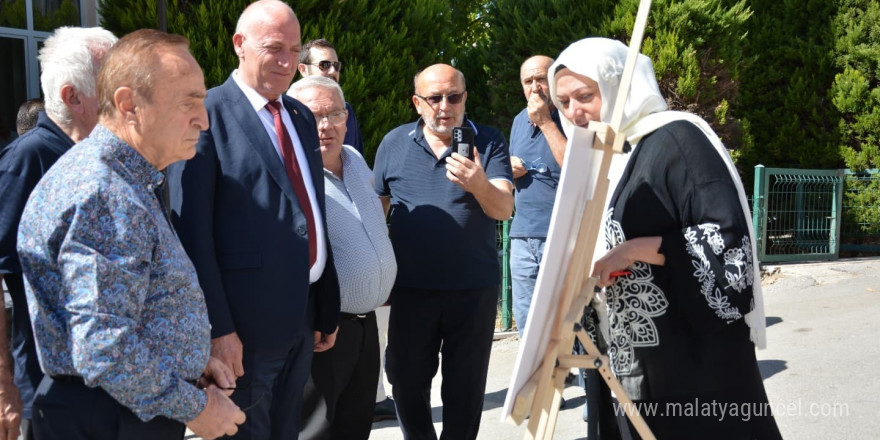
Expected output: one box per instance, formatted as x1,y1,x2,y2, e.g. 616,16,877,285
610,270,631,278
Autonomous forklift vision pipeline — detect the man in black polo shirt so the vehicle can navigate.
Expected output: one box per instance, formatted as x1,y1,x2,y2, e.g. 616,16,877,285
373,63,513,440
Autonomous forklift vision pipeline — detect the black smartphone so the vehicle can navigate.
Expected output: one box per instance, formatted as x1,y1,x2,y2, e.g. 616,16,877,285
452,126,475,160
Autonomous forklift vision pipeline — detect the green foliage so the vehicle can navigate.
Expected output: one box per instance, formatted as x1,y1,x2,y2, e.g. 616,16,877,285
294,0,456,164
832,0,880,238
458,0,619,139
0,0,27,29
833,0,880,171
33,0,80,31
737,0,844,188
98,0,457,164
461,0,750,150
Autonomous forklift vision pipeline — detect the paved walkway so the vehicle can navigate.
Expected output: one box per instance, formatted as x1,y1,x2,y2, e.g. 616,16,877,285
369,258,880,439
188,257,880,439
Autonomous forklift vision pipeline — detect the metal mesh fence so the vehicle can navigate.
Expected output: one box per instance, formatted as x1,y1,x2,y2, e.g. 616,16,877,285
841,170,880,252
762,172,842,258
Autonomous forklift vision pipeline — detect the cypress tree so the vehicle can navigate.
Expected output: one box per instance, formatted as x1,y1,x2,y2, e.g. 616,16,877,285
736,0,843,188
832,0,880,170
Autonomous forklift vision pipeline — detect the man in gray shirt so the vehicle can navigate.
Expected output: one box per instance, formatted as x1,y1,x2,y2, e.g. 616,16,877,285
289,76,396,440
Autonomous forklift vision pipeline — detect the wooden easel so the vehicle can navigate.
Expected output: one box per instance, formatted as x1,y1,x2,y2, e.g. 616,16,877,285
506,1,657,439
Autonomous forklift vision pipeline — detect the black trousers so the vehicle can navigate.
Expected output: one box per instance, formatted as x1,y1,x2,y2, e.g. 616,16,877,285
386,285,498,440
226,329,314,440
300,311,380,440
31,376,185,440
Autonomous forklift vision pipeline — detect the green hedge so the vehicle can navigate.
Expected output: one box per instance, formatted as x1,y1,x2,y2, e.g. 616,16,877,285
94,0,880,186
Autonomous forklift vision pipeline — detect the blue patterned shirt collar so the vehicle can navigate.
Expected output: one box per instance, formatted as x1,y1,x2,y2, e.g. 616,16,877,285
89,124,165,190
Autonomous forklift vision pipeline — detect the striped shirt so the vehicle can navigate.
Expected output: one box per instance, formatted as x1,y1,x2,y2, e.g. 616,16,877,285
324,145,396,313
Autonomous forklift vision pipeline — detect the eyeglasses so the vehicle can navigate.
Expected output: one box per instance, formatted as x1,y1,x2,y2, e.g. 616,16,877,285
525,157,549,174
315,110,347,126
310,60,343,72
414,91,466,107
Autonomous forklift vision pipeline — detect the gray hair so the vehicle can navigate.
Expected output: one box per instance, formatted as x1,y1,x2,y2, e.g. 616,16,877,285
287,75,346,105
39,27,117,127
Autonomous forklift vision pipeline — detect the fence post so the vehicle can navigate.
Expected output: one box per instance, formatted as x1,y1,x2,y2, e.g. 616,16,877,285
500,218,513,331
830,169,845,258
753,165,767,261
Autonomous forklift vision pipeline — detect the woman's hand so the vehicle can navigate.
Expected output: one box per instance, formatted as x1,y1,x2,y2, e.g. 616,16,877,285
592,236,665,287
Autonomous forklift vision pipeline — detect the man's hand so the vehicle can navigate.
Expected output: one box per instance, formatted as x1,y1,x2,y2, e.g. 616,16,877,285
186,385,246,440
0,378,22,440
198,357,237,397
211,333,244,378
313,327,338,353
526,90,553,127
445,149,490,194
510,156,527,179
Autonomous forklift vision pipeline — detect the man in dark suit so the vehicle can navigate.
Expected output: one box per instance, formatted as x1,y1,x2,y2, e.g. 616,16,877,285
168,1,340,438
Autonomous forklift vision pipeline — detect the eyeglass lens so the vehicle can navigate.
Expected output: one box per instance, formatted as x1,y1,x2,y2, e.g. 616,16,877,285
317,60,342,72
422,92,465,106
526,157,549,174
318,111,347,125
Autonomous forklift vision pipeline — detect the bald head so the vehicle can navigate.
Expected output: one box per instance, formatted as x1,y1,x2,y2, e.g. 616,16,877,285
235,0,297,35
413,64,466,95
519,55,554,103
233,0,301,100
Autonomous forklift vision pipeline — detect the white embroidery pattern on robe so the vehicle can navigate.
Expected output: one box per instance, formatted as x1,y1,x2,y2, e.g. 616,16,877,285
604,210,668,375
684,223,753,322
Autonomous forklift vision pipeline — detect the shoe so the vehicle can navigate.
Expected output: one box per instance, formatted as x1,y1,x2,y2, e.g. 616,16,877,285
373,396,397,423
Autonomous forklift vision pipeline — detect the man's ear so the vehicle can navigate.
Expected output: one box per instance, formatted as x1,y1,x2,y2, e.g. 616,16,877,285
113,87,136,123
232,33,245,59
297,64,308,76
60,85,82,113
411,96,422,115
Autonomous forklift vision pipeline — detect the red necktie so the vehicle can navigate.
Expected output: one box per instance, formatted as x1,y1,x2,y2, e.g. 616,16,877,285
266,101,317,267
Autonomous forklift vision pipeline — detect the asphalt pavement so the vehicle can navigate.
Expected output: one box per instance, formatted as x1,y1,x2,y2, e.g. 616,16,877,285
184,257,880,439
368,257,880,439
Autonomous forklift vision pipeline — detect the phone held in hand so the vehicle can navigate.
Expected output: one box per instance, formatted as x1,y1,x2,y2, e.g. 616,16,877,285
452,126,475,160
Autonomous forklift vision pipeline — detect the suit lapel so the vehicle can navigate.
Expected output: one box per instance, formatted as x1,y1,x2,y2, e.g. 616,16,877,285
219,80,301,206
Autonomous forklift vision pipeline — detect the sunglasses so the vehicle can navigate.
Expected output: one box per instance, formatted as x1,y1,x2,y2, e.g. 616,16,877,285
311,60,343,72
415,91,466,106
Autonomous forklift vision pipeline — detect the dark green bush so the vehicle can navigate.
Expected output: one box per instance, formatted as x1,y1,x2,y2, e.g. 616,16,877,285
736,0,844,188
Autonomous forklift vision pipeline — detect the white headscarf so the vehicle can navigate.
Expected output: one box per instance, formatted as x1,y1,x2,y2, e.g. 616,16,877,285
550,37,767,349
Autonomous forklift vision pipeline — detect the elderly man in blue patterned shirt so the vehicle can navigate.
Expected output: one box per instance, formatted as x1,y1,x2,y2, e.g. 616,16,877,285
289,76,397,440
16,30,245,440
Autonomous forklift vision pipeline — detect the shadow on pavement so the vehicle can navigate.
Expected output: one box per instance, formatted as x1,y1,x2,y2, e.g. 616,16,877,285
758,359,787,380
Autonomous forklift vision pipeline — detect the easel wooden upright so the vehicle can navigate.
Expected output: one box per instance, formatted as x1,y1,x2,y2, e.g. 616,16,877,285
504,1,657,439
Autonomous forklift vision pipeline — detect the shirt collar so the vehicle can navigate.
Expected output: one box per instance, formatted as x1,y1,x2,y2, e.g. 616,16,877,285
36,112,75,147
231,69,286,113
90,124,165,189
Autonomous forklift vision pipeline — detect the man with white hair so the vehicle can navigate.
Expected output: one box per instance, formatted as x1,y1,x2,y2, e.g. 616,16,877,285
289,76,396,440
0,26,116,440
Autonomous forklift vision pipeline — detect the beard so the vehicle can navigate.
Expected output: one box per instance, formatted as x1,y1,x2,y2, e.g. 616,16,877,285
424,111,462,136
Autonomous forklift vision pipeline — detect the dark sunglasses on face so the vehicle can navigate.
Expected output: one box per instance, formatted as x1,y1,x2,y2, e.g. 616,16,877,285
414,91,466,106
311,60,343,72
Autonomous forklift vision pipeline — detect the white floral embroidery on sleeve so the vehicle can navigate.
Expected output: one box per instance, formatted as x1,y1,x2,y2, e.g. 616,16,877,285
684,223,752,322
